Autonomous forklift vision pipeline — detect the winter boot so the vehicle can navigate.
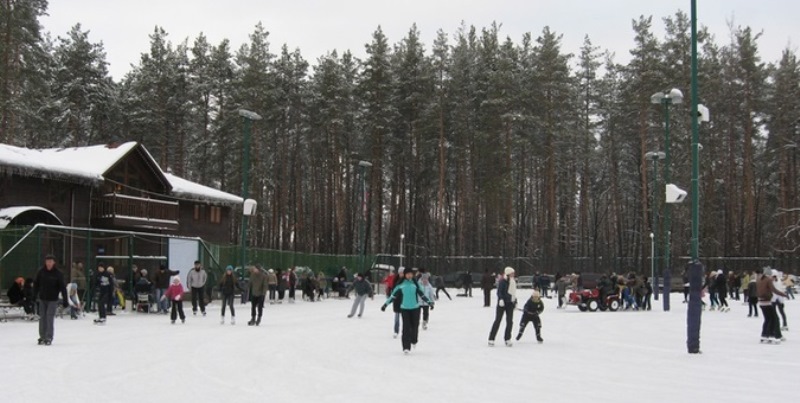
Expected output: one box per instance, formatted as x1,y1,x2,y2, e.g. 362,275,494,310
536,329,543,343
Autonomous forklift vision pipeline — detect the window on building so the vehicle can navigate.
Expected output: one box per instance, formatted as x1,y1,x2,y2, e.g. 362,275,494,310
210,206,222,224
194,205,205,221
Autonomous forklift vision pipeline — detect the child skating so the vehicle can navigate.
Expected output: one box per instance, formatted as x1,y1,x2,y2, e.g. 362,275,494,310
161,277,186,324
516,290,544,343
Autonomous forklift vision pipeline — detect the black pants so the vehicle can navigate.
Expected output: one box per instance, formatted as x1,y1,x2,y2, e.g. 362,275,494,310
250,295,264,320
191,287,205,313
400,308,421,350
98,290,110,319
489,302,515,342
483,289,491,307
683,286,689,302
760,304,782,339
268,285,277,301
435,287,451,300
220,294,235,317
171,300,185,321
748,297,759,316
289,286,296,300
421,305,430,322
643,292,652,310
718,292,728,308
518,313,541,338
464,286,472,297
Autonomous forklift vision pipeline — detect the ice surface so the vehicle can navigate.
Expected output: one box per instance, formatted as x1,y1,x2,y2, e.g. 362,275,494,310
2,292,796,402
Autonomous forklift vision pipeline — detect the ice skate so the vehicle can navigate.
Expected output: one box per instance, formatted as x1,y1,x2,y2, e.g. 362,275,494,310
202,311,206,317
43,339,52,345
256,317,261,326
505,341,513,347
515,333,522,341
248,319,255,326
93,318,106,325
536,334,543,343
393,333,398,339
781,326,788,331
37,338,44,345
488,340,495,347
403,349,410,355
422,321,428,330
221,317,225,325
171,320,176,324
181,319,185,324
231,317,235,325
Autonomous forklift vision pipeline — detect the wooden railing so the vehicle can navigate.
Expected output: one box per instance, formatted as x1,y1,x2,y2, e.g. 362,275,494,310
92,194,179,227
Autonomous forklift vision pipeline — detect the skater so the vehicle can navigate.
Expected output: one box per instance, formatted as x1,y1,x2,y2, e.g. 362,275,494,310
287,267,298,303
516,290,544,343
154,265,179,314
105,266,118,315
757,267,787,343
66,283,82,319
488,266,518,347
555,275,569,309
772,271,789,331
383,268,398,296
433,273,451,301
715,269,729,312
33,255,69,345
219,266,240,325
248,266,268,326
642,276,653,311
682,270,690,303
336,267,349,299
187,261,207,316
783,273,795,300
418,273,435,330
480,269,494,307
389,267,406,338
161,277,186,324
381,268,434,354
346,273,374,318
267,269,278,304
94,263,113,324
316,271,328,300
461,271,473,297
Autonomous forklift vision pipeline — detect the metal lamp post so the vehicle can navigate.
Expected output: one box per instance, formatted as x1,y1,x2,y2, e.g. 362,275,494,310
687,0,703,354
357,161,372,273
238,109,262,270
645,151,665,300
651,88,683,305
399,233,405,269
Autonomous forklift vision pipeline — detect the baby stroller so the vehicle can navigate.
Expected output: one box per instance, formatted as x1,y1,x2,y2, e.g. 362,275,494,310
134,278,154,313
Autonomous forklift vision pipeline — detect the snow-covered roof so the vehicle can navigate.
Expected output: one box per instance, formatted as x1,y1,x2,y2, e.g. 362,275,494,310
164,173,243,204
0,142,242,205
0,206,64,229
0,142,138,183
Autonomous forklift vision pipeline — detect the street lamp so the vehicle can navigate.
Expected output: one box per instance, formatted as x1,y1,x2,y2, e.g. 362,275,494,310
645,151,665,300
357,160,372,273
687,0,702,354
652,88,683,309
399,233,405,269
238,109,262,270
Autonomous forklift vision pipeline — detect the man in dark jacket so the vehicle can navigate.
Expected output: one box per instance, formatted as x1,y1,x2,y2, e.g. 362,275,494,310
462,271,473,297
480,269,494,307
33,254,68,345
94,263,113,324
248,266,268,326
154,265,179,314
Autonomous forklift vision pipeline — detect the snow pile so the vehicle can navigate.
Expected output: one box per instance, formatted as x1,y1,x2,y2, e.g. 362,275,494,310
1,292,795,402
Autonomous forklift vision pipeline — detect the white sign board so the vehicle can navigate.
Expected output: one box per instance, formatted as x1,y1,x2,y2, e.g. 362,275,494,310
168,238,199,291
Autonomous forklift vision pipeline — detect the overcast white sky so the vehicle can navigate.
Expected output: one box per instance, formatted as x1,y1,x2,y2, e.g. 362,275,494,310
41,0,798,80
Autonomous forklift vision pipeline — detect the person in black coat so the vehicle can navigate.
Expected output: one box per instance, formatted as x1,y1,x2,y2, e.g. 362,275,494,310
480,270,494,307
219,265,240,324
516,290,545,343
33,255,69,345
715,269,729,311
94,264,114,323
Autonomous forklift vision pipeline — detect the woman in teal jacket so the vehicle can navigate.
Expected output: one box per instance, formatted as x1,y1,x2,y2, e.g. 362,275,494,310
382,269,433,353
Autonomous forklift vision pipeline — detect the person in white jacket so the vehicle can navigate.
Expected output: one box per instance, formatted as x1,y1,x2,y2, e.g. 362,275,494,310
186,261,207,316
66,282,82,319
418,273,435,330
772,270,789,332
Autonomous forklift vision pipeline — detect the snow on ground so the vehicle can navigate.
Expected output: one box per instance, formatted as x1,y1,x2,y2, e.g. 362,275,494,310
2,291,798,403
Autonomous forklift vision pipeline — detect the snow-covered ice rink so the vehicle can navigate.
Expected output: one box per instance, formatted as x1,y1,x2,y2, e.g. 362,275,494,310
3,291,797,402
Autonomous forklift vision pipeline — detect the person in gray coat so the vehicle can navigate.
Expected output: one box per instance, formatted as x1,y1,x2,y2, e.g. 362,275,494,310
347,273,374,318
186,261,207,316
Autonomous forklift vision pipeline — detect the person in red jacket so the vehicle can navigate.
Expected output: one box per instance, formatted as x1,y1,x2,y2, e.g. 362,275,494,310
161,277,186,324
383,268,398,296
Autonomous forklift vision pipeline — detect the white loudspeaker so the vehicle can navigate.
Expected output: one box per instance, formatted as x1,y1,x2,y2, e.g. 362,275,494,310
243,198,258,216
665,184,687,204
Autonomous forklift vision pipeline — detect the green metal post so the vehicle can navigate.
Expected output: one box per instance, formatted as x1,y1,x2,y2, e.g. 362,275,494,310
687,0,703,354
85,230,92,306
358,164,368,273
128,235,134,297
652,159,659,300
663,101,671,301
240,117,252,270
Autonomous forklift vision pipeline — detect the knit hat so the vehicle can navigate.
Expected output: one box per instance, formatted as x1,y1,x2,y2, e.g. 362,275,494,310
398,267,406,275
532,290,540,299
226,265,233,271
107,266,115,274
504,266,515,276
268,269,274,273
171,276,181,284
140,269,148,277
